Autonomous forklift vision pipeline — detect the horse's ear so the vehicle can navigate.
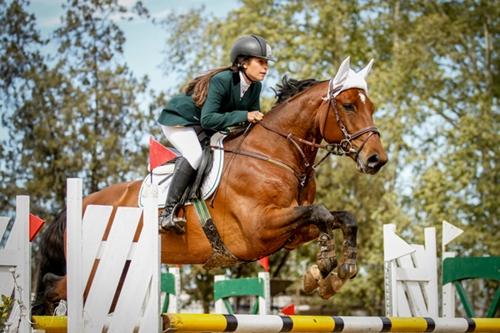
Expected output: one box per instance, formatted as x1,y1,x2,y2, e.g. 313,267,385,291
332,57,350,88
360,59,374,78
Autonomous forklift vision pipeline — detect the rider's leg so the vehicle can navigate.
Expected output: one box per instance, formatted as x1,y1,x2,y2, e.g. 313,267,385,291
159,125,202,233
160,157,196,233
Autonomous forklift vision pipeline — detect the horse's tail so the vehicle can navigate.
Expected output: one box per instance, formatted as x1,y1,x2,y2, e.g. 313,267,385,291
32,209,66,315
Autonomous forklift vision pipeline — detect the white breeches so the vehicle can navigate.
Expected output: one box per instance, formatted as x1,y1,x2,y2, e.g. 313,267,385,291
161,125,202,169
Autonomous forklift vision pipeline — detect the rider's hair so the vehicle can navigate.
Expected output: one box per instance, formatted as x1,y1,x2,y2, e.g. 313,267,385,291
184,56,251,107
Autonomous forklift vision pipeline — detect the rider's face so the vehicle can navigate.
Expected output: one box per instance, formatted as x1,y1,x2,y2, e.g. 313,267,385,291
243,58,269,82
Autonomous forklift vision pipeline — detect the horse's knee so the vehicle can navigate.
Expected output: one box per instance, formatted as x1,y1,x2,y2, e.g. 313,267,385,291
302,204,331,225
331,211,357,231
333,211,356,225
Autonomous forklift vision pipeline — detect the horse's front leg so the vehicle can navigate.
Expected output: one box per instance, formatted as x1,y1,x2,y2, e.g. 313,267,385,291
303,210,358,299
265,204,355,299
315,227,337,278
329,210,358,280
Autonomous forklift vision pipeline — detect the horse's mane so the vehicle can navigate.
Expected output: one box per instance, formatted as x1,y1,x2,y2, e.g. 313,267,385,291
272,76,321,105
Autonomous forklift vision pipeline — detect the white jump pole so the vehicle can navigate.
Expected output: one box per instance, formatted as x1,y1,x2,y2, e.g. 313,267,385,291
383,223,415,316
140,182,161,332
16,195,31,333
67,178,83,333
258,271,271,315
441,220,464,318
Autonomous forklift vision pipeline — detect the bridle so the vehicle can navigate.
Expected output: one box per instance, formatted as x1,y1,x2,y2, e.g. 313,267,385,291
258,84,380,170
216,83,380,189
319,84,380,162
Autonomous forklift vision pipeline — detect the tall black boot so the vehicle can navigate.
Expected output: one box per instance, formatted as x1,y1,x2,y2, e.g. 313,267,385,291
159,157,196,234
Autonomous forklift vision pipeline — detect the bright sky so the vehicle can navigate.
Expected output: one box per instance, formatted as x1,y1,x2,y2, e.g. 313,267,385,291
30,0,241,93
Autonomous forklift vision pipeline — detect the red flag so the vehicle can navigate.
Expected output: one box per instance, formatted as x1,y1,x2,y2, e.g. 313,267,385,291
258,256,269,272
149,137,177,170
281,303,295,316
29,213,45,241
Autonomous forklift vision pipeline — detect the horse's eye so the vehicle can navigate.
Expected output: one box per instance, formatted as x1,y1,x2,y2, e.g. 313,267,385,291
343,104,355,112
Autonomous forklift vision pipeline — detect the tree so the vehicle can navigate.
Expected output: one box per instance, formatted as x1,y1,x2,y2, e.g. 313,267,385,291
1,0,153,216
158,0,498,314
0,0,49,215
54,0,150,193
159,0,405,315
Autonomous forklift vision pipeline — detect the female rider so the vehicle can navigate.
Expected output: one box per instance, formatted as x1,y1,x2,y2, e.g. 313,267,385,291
157,34,274,234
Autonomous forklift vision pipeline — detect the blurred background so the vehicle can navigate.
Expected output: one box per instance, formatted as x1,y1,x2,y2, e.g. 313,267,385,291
0,0,498,316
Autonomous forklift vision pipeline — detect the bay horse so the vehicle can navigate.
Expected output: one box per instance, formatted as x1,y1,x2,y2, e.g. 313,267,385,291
34,57,387,314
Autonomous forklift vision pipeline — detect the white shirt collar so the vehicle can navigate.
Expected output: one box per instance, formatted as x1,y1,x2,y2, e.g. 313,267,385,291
239,71,251,98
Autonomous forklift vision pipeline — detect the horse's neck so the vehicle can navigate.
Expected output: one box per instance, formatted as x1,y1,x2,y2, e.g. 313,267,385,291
265,89,324,142
247,87,326,170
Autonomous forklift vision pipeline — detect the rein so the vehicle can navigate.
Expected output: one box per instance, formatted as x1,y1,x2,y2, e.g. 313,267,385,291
214,84,380,189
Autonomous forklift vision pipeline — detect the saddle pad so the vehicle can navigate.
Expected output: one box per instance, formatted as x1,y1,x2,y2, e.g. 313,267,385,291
138,132,226,208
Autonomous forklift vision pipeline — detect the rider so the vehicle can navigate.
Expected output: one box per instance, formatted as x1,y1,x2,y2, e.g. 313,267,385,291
157,34,274,233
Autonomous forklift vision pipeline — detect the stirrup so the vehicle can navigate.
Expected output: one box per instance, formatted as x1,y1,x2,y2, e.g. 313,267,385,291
159,211,186,235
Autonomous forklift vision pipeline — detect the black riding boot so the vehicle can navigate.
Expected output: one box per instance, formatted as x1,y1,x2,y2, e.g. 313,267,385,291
159,157,196,234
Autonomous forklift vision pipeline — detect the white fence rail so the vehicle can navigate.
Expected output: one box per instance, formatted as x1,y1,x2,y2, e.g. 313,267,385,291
384,222,466,318
66,178,161,333
0,196,31,333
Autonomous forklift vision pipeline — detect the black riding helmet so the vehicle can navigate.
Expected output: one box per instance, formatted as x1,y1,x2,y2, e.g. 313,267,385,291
230,34,276,64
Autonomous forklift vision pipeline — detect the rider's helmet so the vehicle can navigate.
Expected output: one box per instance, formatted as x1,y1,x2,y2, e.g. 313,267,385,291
230,35,276,64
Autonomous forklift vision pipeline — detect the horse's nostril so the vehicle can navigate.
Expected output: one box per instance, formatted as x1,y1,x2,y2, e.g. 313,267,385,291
367,154,380,167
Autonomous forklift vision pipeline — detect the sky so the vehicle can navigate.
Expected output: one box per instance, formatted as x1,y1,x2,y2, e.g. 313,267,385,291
0,1,241,141
29,0,241,94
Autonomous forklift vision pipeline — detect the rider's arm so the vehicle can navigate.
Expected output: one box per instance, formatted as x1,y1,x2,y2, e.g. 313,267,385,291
200,74,248,131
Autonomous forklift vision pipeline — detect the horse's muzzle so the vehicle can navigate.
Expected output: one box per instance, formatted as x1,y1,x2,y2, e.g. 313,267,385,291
358,152,387,174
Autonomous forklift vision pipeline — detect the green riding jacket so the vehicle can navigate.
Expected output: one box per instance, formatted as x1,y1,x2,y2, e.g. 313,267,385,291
158,70,262,131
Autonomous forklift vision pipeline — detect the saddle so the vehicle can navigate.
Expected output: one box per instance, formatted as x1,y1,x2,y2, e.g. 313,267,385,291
138,132,226,208
139,129,250,269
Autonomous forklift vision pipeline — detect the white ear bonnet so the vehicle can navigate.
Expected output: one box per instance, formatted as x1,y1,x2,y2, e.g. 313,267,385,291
325,57,374,99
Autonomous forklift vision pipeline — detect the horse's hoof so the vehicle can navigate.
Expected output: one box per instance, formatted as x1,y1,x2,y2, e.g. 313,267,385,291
337,263,357,280
318,281,335,299
317,257,338,277
303,265,320,294
318,273,338,299
318,272,349,299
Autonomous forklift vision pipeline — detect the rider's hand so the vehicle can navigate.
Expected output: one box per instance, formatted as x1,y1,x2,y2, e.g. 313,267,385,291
247,111,264,123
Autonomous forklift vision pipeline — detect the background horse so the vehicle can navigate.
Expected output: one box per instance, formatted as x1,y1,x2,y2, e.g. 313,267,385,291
34,57,387,314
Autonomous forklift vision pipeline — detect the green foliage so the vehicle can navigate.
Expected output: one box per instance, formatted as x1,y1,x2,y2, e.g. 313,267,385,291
0,0,153,216
52,0,151,194
0,294,14,331
1,0,497,316
0,0,47,214
160,0,499,314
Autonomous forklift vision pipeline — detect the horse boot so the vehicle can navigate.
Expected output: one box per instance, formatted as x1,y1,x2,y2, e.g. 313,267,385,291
159,157,196,234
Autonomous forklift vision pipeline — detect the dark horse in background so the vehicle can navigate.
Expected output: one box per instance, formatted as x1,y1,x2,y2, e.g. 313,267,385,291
34,57,387,314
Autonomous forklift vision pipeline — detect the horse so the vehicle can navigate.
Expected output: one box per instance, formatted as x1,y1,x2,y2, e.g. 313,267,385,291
34,57,387,314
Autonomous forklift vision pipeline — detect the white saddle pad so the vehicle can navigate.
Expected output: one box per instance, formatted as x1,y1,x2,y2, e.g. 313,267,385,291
138,132,226,208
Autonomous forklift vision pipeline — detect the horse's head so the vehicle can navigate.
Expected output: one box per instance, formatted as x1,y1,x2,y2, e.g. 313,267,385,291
318,57,387,174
